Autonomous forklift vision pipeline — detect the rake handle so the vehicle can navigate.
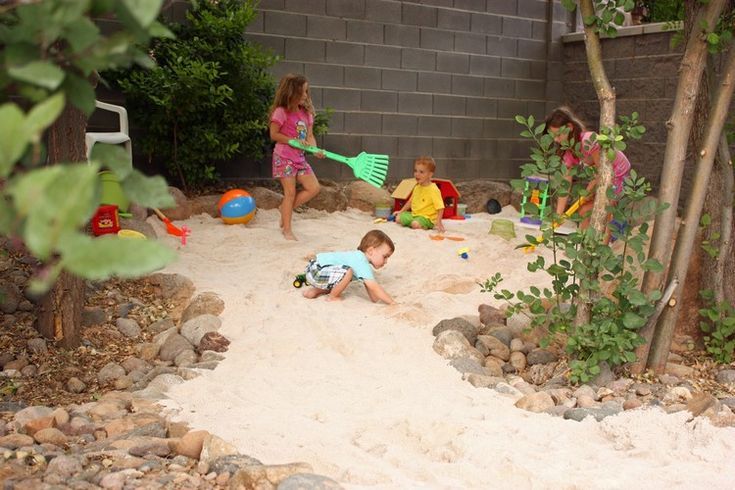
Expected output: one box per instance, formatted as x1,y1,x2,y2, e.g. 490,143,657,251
288,139,350,165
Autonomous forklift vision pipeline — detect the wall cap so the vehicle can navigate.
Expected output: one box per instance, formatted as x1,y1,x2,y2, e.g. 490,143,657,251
562,21,682,43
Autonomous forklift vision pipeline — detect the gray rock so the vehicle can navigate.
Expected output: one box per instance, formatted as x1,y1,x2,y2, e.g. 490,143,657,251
475,335,510,360
344,180,392,213
432,330,484,364
449,357,488,376
493,382,523,398
306,181,348,212
487,327,514,347
27,338,48,355
115,318,141,338
563,404,622,422
715,369,735,385
147,317,176,335
658,374,680,385
115,302,136,318
464,374,505,388
590,361,615,387
97,363,126,385
174,349,198,367
45,454,84,479
147,273,195,303
209,454,263,475
432,317,478,345
180,292,225,323
719,397,735,410
278,473,344,489
478,303,506,327
515,391,555,412
0,280,21,313
66,377,86,393
526,349,558,366
81,307,107,327
180,314,221,346
159,333,193,362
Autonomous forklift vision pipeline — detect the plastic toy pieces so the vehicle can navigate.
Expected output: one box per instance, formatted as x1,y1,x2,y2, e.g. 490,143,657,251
519,176,549,225
293,274,307,288
153,208,190,246
523,196,585,253
457,247,470,259
288,139,388,188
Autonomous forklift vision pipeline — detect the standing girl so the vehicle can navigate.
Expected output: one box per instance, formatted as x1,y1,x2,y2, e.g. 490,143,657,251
269,74,323,240
545,106,631,231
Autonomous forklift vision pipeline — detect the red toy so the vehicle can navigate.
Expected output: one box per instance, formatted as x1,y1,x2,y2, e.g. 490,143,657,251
91,205,120,236
390,178,461,219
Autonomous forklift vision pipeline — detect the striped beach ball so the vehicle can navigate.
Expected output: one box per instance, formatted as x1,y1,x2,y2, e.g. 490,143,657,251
218,189,256,225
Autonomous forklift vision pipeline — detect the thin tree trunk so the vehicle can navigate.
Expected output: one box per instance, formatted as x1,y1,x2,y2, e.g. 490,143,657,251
35,103,88,348
708,136,734,304
647,46,735,372
634,0,727,371
574,0,617,327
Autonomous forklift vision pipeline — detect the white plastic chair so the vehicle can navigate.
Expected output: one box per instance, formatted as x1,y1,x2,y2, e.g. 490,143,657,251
85,100,132,166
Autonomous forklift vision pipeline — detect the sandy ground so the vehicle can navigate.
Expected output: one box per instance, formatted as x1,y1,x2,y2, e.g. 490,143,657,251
157,206,735,489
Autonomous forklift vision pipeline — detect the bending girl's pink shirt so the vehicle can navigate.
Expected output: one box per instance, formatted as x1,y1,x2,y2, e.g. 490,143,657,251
271,106,314,162
562,131,631,193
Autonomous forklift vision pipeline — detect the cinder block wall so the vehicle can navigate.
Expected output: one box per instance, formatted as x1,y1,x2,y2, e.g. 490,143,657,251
238,0,571,182
561,27,685,197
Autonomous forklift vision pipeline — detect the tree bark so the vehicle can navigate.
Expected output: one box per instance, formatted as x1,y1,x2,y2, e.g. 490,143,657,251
635,0,727,370
647,46,735,372
574,0,617,327
35,103,88,348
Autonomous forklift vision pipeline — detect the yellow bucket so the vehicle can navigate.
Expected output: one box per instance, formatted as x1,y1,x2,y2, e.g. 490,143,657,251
118,229,146,239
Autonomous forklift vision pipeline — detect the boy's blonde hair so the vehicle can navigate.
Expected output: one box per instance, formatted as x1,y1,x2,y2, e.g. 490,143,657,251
270,73,315,115
358,229,395,253
414,155,436,173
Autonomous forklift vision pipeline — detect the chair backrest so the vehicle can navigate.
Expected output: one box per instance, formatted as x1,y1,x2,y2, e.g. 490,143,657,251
94,100,129,134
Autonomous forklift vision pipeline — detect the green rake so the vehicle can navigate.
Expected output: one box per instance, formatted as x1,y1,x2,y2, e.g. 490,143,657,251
288,139,389,188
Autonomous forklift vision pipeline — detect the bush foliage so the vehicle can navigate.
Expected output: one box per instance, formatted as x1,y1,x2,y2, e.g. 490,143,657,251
108,0,277,189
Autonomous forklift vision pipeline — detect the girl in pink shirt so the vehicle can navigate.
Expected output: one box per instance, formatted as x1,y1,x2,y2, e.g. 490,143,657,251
545,107,632,233
269,74,323,240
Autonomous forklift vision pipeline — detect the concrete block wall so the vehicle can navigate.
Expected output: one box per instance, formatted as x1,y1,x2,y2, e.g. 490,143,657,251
561,26,686,198
242,0,571,182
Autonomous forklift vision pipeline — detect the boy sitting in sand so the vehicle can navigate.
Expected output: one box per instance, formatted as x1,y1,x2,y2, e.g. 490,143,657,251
302,230,396,304
392,156,445,233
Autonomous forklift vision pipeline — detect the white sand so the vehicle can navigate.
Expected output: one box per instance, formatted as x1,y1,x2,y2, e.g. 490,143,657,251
159,206,735,489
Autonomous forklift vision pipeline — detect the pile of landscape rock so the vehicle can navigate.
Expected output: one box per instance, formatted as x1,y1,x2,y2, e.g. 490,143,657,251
0,265,341,489
433,304,735,426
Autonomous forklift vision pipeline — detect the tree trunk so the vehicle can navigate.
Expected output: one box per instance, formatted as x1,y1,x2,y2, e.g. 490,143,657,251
574,0,617,327
647,46,735,372
705,137,734,305
35,103,88,348
634,0,727,370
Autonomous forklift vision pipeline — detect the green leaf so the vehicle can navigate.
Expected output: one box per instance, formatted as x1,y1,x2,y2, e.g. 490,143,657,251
120,0,164,28
64,16,100,53
561,0,577,12
91,144,134,179
62,73,97,115
58,232,176,280
0,104,30,176
628,289,648,306
25,93,65,135
121,170,175,208
8,61,65,90
622,312,646,329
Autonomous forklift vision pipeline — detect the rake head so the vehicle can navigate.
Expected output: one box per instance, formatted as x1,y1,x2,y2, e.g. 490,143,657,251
346,152,389,188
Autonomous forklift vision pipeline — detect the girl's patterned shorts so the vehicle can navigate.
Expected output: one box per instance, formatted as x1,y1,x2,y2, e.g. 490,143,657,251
305,260,349,291
273,154,314,178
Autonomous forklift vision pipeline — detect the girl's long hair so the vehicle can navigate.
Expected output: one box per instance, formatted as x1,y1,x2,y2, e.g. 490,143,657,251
270,73,314,116
544,106,586,144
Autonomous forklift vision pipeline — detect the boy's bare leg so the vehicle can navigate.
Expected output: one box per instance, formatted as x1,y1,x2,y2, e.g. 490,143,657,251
327,269,353,302
410,220,422,229
303,287,328,299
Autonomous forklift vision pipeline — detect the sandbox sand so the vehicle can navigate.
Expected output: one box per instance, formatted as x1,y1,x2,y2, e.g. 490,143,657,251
158,206,735,489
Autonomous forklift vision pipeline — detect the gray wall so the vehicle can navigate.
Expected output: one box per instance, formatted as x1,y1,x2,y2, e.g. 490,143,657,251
239,0,571,182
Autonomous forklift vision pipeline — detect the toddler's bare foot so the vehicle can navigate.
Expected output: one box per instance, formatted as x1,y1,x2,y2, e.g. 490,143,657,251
326,295,343,302
282,229,297,241
302,288,325,299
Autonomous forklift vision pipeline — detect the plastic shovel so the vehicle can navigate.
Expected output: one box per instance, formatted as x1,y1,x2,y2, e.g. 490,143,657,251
288,139,389,188
153,208,190,245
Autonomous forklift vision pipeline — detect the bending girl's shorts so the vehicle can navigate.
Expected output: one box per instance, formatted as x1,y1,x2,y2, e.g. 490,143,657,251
273,154,314,179
305,260,350,291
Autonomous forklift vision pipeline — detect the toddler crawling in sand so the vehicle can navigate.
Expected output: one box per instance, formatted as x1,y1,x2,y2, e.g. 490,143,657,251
301,229,396,304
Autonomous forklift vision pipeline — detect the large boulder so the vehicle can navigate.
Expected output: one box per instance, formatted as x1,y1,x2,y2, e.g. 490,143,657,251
159,186,192,221
250,187,282,211
454,180,513,214
344,181,392,213
190,194,221,218
306,180,347,213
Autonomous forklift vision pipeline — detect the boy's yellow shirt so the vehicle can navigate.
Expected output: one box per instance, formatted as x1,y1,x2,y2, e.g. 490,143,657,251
411,183,444,222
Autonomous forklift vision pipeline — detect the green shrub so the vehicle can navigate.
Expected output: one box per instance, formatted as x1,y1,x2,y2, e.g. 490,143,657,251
481,114,665,384
107,0,277,189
